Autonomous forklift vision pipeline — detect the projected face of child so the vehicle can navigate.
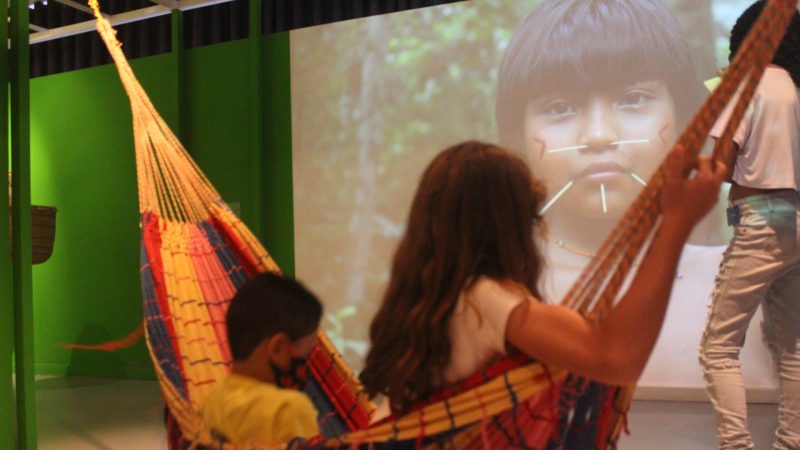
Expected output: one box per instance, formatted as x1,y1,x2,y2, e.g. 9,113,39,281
523,80,676,220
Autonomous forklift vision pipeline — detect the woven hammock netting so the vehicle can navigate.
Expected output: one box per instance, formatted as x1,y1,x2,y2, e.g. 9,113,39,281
85,0,798,448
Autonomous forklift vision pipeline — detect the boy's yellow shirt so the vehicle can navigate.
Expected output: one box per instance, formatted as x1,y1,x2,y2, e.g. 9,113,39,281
201,373,319,445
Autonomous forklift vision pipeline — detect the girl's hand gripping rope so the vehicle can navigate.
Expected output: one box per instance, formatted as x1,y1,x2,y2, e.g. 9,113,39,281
660,145,727,236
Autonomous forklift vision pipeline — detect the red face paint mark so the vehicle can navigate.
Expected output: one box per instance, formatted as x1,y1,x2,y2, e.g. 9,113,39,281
530,135,547,160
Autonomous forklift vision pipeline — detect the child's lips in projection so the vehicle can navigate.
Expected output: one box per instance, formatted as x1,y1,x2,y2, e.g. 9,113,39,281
579,162,628,181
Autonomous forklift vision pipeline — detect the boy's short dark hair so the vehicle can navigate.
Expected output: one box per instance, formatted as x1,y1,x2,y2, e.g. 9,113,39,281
729,0,800,86
226,272,323,361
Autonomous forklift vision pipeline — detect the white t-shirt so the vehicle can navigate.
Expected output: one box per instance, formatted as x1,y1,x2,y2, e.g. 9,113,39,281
710,66,800,190
443,277,528,383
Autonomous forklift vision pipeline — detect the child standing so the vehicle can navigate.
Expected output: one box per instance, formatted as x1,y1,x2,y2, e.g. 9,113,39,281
699,2,800,448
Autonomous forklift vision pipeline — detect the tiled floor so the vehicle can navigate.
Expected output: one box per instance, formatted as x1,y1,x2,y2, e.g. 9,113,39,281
37,377,166,450
35,377,780,449
619,400,778,449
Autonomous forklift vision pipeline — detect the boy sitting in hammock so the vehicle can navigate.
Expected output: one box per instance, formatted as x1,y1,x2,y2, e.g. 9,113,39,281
202,272,322,445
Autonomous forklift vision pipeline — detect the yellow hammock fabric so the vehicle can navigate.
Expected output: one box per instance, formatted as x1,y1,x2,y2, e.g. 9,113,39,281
85,0,798,448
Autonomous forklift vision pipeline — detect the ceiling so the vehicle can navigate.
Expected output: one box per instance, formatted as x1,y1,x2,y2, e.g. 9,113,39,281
28,0,235,44
25,0,466,77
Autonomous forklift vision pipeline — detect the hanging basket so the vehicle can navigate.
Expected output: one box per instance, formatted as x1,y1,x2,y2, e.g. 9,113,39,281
9,173,58,265
32,205,57,264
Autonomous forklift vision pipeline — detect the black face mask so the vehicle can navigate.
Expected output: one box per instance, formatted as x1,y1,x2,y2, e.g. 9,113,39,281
271,356,310,390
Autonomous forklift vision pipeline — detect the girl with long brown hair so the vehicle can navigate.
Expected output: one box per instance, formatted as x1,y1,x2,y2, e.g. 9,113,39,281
360,140,725,414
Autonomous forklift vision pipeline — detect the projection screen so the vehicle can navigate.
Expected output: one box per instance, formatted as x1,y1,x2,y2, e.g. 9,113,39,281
291,0,782,396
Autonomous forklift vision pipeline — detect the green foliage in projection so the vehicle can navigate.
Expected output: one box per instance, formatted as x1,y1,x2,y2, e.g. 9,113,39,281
293,1,541,366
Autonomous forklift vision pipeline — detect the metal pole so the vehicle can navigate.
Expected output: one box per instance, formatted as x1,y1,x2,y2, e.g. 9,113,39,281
0,0,15,443
249,0,264,240
11,0,36,446
172,8,185,142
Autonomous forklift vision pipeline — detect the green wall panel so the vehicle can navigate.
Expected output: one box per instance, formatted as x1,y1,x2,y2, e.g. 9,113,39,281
28,33,294,379
263,32,295,275
30,54,179,379
183,35,294,274
183,39,257,233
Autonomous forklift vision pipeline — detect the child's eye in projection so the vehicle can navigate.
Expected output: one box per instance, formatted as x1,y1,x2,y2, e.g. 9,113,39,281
543,99,576,117
616,90,654,110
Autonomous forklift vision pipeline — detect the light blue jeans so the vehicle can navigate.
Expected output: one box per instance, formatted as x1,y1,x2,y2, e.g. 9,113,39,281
699,191,800,449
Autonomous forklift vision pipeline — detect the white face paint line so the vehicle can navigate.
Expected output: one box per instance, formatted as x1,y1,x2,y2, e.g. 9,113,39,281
601,183,608,214
610,139,651,146
546,144,590,153
630,172,648,186
539,181,574,215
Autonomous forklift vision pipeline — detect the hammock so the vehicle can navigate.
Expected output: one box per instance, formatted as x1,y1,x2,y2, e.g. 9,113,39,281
85,0,798,448
85,1,372,447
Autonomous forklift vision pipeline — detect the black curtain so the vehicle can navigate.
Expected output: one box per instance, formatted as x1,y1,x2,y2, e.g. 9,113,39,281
263,0,466,33
30,0,170,77
29,0,466,78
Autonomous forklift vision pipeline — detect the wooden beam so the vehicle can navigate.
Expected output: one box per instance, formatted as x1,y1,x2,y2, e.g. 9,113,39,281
149,0,178,9
178,0,234,11
30,5,170,44
29,0,235,44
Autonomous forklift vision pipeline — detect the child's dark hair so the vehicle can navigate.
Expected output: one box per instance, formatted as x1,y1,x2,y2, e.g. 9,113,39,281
226,272,322,361
729,0,800,86
496,0,704,151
